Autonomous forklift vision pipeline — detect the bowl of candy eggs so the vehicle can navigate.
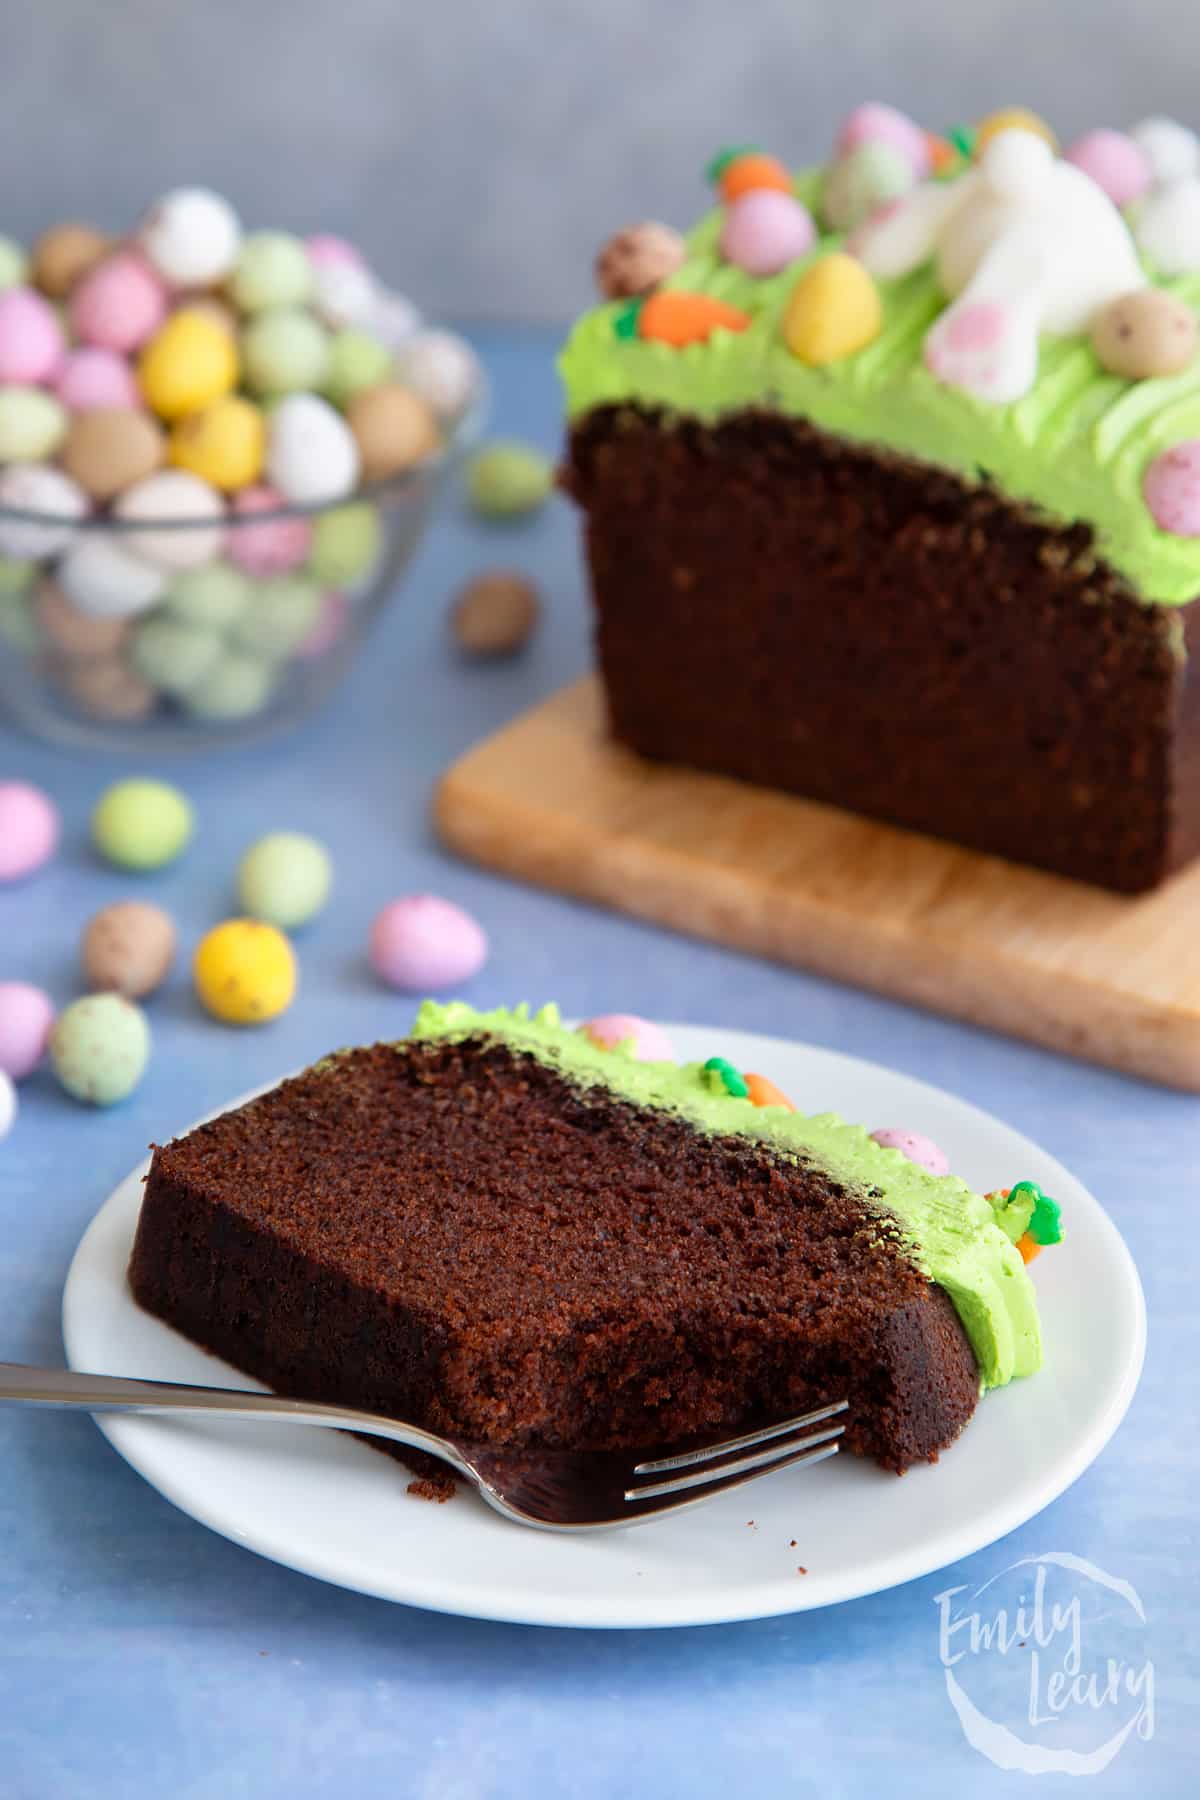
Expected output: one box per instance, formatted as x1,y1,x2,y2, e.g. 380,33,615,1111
0,189,485,750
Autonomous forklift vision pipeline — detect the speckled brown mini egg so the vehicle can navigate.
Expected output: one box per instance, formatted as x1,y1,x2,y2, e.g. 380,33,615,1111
450,570,540,657
35,577,133,659
345,382,440,481
82,899,177,998
594,222,687,299
30,222,111,298
1091,288,1198,379
60,407,166,501
56,655,157,721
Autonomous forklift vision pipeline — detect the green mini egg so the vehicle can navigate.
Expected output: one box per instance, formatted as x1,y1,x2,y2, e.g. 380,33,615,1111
237,830,332,929
241,307,330,395
50,992,150,1106
162,562,254,631
91,777,193,871
0,555,34,596
0,236,26,290
820,142,913,232
233,573,321,658
184,648,277,720
132,614,224,698
0,388,67,462
0,589,38,652
230,232,314,312
308,502,382,585
323,328,394,406
465,440,554,518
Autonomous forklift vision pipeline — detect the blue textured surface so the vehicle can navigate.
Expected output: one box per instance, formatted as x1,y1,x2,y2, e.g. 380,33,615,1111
0,333,1195,1797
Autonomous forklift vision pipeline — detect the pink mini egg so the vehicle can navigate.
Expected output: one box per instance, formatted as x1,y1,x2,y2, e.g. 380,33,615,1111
581,1013,677,1061
0,286,66,384
836,102,931,178
1144,440,1200,535
869,1126,950,1177
296,590,350,660
1064,128,1153,208
0,981,55,1079
227,484,313,576
54,346,141,412
369,895,488,992
719,190,816,276
69,251,168,354
306,234,368,271
0,781,60,882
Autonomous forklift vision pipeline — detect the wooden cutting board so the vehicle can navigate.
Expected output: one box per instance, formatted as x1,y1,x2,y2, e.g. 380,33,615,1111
434,675,1200,1092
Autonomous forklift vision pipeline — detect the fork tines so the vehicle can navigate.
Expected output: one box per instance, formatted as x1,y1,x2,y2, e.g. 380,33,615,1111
626,1400,848,1504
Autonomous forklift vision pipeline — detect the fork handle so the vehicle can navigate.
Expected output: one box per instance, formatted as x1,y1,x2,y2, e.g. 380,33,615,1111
0,1362,469,1478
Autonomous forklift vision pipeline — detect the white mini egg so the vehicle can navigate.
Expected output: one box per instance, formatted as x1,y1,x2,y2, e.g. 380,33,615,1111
57,535,166,618
0,464,88,560
139,187,242,287
313,259,378,329
266,393,360,505
1130,118,1200,189
1135,176,1200,274
395,328,480,420
114,471,226,570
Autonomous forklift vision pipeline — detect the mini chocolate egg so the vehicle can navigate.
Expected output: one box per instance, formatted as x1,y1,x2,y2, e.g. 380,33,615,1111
0,464,87,559
464,440,551,517
0,981,54,1079
0,388,68,462
368,895,487,991
54,346,141,413
395,329,480,420
346,382,440,481
240,306,329,395
0,556,32,595
266,393,360,504
60,407,166,502
0,780,59,881
451,570,540,657
92,777,192,869
82,899,177,998
0,285,66,382
230,232,313,312
232,573,321,658
1134,177,1200,276
162,561,253,629
783,253,883,364
580,1014,676,1061
183,648,277,720
821,142,914,232
594,222,687,298
0,589,37,652
869,1126,950,1177
719,190,816,276
57,656,157,722
237,831,332,929
1130,117,1199,188
49,992,150,1105
1144,439,1200,536
35,576,133,658
0,237,26,290
1064,129,1152,208
308,501,380,585
295,590,348,659
973,107,1057,156
194,919,296,1024
113,470,225,570
139,187,242,287
138,308,239,420
1092,289,1198,379
323,328,394,406
836,102,931,177
70,251,168,353
57,535,165,618
30,223,110,298
363,287,422,351
179,294,239,338
169,395,266,492
226,483,312,574
311,258,377,329
131,612,223,697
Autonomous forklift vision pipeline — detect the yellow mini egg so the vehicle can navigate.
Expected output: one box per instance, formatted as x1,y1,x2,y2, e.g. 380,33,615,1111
193,918,296,1025
138,308,239,421
783,253,882,365
170,395,266,491
973,108,1058,156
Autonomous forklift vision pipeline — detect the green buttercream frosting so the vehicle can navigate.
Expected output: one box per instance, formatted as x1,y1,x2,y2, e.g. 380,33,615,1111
408,1000,1043,1390
559,166,1200,604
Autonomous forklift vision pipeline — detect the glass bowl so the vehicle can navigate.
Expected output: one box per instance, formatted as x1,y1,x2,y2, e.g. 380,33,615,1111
0,383,485,753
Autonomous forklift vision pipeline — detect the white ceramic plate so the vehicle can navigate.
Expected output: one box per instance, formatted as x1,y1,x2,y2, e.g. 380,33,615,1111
62,1025,1145,1630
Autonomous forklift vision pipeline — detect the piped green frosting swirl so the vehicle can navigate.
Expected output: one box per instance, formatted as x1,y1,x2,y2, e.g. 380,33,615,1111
409,1001,1043,1390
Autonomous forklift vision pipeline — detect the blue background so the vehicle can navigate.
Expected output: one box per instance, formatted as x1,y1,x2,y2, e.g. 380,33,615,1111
0,335,1195,1795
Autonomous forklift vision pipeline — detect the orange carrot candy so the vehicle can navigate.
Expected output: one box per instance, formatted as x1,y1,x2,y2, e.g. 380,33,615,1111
743,1072,797,1111
635,289,751,348
706,146,793,203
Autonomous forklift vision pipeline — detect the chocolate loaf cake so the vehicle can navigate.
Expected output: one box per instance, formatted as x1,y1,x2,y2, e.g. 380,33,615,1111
560,108,1200,892
129,1004,1049,1477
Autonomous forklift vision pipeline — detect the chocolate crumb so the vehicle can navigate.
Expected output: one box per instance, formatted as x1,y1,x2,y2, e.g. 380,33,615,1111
796,1566,808,1576
407,1475,455,1503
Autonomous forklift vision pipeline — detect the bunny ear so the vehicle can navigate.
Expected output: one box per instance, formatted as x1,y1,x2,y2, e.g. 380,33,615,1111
853,169,981,280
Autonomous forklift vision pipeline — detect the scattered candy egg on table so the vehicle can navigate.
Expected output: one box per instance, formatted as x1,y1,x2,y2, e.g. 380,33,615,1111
1064,128,1152,208
972,107,1057,156
0,285,66,382
112,470,225,569
783,253,882,363
169,394,266,490
49,992,150,1105
708,147,793,202
0,387,68,462
230,232,313,312
369,895,488,991
137,307,239,420
1130,117,1200,188
241,306,329,395
233,572,321,658
395,329,480,420
57,534,164,617
820,142,914,232
35,577,133,658
193,918,296,1023
1144,440,1200,535
1091,289,1198,378
719,190,816,276
0,464,88,559
594,222,687,299
345,382,439,481
91,776,193,870
322,328,394,406
82,899,177,997
0,779,59,880
53,346,141,412
266,392,360,503
57,657,156,722
0,236,28,290
581,1014,676,1061
311,259,377,330
60,407,165,502
743,1072,797,1110
465,440,552,518
0,1070,14,1139
237,831,332,929
69,251,168,353
835,103,930,177
138,187,242,287
163,561,253,628
132,613,223,697
451,570,540,657
183,648,276,720
307,501,380,585
0,981,55,1079
1133,177,1200,274
30,222,109,297
227,482,312,574
869,1127,950,1177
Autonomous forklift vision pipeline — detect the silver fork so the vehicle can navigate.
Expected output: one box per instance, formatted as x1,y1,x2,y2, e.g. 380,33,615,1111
0,1363,846,1532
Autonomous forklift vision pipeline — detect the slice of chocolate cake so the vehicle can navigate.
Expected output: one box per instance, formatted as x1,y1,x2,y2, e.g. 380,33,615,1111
129,1003,1046,1477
